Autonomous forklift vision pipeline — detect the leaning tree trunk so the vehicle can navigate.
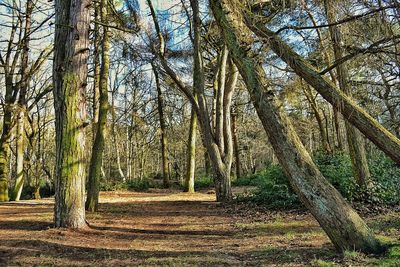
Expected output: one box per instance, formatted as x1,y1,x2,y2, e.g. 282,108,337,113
53,0,90,228
86,0,110,212
210,0,384,253
324,0,371,187
244,13,400,165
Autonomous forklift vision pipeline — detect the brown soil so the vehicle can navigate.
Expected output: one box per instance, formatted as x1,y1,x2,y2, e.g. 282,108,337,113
0,189,395,266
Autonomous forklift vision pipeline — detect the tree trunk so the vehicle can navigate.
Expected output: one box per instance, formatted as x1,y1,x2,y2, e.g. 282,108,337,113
245,15,400,165
111,93,126,182
333,109,344,150
92,0,101,139
204,150,210,176
211,0,384,253
12,112,25,201
324,0,371,188
185,108,197,192
53,0,90,228
86,0,110,212
303,84,332,154
0,138,10,202
12,0,34,201
231,112,241,178
152,63,170,188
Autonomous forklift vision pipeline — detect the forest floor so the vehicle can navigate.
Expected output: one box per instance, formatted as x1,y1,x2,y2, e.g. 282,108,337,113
0,188,399,266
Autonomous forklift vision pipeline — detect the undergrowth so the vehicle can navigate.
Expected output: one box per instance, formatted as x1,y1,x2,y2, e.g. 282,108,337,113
234,152,400,209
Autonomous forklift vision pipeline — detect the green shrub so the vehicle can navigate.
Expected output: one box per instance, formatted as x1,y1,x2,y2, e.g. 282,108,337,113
195,175,214,189
236,166,301,209
236,152,400,208
19,179,54,200
368,155,400,205
314,152,357,201
126,179,155,191
316,152,400,205
99,180,128,191
99,178,155,192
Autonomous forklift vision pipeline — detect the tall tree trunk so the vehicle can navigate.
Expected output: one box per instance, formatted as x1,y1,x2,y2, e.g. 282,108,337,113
231,112,240,178
12,0,34,201
185,108,197,192
324,0,371,188
245,14,400,165
333,109,344,150
92,1,101,139
111,93,126,182
0,31,19,203
152,63,170,187
211,0,383,253
204,150,210,176
53,0,90,228
303,84,332,154
0,122,11,202
86,0,110,212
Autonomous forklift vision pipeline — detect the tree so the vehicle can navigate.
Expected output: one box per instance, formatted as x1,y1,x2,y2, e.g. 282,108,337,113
0,0,52,202
244,6,400,165
53,0,90,228
210,0,383,253
184,100,197,193
152,62,170,188
147,0,238,201
324,0,371,188
86,0,111,212
11,0,34,201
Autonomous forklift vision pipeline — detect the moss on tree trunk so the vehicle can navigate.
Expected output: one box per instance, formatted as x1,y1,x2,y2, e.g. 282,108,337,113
53,0,90,228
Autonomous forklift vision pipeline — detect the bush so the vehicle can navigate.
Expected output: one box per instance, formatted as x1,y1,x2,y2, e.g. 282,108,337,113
194,175,214,190
236,165,301,209
99,178,155,192
126,179,155,191
236,152,400,208
368,155,400,205
18,179,54,200
314,152,357,201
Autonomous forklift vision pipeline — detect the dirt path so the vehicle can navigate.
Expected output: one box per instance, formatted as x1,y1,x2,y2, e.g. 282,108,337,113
0,190,389,266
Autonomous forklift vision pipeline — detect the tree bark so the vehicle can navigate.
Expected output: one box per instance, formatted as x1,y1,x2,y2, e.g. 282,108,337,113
86,0,110,212
211,0,384,253
244,13,400,165
53,0,90,228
